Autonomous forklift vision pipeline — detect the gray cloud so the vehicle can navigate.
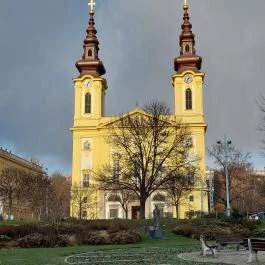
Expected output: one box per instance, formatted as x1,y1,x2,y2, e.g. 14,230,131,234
0,0,264,174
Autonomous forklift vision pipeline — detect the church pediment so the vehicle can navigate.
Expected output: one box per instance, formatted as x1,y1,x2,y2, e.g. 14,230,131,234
99,108,152,127
99,108,176,127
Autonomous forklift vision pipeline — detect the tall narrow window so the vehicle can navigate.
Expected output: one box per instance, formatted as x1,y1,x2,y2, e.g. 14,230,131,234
185,88,192,110
82,197,88,204
88,49,93,57
113,159,121,181
85,93,91,113
133,160,140,178
82,210,87,218
185,44,190,53
83,174,90,187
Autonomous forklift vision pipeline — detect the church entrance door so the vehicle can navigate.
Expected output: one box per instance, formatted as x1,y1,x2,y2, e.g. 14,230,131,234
131,206,140,219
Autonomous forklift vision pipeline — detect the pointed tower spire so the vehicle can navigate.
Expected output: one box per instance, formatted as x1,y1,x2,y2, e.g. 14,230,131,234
174,0,202,73
76,1,106,77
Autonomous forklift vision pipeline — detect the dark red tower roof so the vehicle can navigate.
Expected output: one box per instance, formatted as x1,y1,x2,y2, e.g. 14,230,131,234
174,3,202,74
76,10,106,77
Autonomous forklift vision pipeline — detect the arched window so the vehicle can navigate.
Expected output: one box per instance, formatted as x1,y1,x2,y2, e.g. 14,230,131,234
85,93,91,113
88,49,93,57
185,88,192,110
152,193,166,202
108,194,120,202
185,44,190,53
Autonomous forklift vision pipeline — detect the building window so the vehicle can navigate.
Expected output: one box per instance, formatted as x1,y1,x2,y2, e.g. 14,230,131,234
83,140,91,150
88,49,93,57
189,195,194,202
83,174,90,187
82,196,88,204
185,136,193,148
185,88,192,110
85,93,91,113
109,208,118,219
185,210,195,219
185,44,190,53
82,210,87,218
185,173,195,186
113,159,121,181
133,160,140,178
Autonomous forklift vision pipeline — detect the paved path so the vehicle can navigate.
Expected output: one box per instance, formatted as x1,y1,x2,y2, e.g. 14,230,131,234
178,250,265,265
65,247,265,265
65,248,179,265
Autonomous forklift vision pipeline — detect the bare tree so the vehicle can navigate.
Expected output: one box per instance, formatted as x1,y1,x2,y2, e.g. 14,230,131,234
116,189,136,219
100,101,197,219
0,168,70,222
71,183,98,219
164,167,197,219
0,167,27,219
102,185,135,219
23,172,51,221
208,143,252,212
49,172,71,220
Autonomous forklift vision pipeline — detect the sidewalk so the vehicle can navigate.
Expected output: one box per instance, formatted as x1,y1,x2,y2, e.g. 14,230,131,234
178,250,265,265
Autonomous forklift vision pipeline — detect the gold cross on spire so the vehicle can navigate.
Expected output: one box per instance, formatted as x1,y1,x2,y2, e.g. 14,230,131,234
88,0,96,12
184,0,188,7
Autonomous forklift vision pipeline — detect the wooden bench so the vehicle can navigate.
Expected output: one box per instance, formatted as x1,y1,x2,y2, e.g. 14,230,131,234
200,235,218,256
216,234,243,250
243,238,265,263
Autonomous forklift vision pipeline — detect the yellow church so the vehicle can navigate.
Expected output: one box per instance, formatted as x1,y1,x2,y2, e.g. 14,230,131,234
71,0,208,219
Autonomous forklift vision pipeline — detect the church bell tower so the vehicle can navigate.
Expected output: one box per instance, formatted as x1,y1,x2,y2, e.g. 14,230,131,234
71,1,108,219
171,0,208,218
73,3,107,122
172,1,205,124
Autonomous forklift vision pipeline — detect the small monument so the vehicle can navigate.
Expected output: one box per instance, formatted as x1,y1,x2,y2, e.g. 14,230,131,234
153,204,160,228
151,205,162,239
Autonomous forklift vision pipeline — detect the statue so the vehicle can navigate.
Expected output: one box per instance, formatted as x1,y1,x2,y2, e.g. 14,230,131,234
153,205,160,229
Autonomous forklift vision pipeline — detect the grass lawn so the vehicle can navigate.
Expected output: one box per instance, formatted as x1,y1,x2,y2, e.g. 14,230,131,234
0,226,218,265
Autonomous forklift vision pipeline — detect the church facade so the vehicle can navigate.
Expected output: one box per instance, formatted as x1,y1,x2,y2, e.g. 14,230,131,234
71,1,208,219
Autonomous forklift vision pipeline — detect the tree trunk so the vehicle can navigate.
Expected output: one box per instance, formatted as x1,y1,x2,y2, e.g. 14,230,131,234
38,207,41,221
175,202,179,219
8,191,13,220
125,208,128,219
139,198,146,219
79,200,82,219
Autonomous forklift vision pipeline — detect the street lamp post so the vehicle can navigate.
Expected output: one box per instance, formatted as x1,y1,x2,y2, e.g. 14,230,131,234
217,135,232,217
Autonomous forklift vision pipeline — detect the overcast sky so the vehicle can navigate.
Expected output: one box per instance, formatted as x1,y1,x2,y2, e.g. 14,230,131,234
0,0,264,175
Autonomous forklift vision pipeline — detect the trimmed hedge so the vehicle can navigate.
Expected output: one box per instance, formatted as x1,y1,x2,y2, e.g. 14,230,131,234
0,220,142,248
172,222,251,240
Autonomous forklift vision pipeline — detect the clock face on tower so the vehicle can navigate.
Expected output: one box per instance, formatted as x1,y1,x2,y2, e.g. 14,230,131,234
184,74,193,84
84,79,92,88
